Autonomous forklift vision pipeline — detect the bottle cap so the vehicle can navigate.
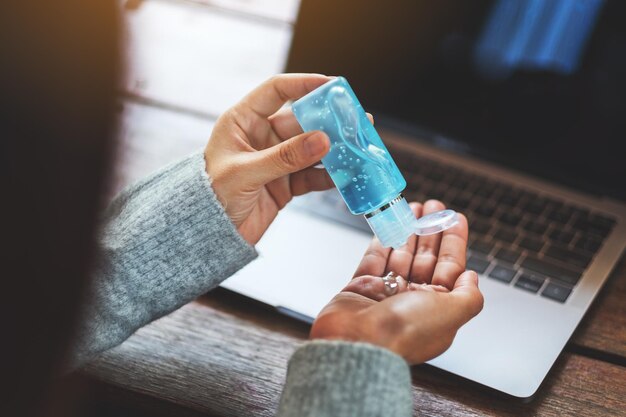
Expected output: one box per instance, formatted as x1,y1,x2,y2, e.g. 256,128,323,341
365,195,459,248
414,209,459,235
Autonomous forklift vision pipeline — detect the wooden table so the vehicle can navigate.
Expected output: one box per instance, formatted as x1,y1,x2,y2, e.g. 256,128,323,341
80,1,626,415
82,264,626,417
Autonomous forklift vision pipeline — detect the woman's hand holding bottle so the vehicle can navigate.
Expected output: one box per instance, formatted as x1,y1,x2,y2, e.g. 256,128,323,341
204,74,334,244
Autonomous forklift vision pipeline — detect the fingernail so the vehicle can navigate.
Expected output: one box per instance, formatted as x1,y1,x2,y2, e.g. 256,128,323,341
304,133,327,157
469,270,479,285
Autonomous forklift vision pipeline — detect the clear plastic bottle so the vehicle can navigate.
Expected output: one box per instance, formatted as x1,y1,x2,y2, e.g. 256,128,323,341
292,77,458,248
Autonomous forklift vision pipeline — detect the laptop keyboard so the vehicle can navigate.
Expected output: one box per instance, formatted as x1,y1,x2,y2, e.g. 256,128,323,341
393,151,617,303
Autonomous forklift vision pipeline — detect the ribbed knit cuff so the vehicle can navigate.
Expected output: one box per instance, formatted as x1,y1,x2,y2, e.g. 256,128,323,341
68,151,257,369
99,151,258,296
278,340,412,417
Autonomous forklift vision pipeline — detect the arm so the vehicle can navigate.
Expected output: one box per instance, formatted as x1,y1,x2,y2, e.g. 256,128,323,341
69,74,338,368
68,152,257,368
278,341,412,417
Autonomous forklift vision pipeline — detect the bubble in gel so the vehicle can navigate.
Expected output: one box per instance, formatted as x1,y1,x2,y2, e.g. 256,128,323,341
327,86,393,175
333,169,352,189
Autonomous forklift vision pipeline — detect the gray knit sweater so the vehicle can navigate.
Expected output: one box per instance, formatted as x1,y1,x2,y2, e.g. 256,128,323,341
72,152,412,417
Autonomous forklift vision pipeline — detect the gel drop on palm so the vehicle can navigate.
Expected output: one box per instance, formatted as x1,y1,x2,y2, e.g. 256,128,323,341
292,77,458,248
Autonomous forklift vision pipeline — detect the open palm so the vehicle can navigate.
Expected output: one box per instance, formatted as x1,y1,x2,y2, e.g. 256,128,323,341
311,201,484,364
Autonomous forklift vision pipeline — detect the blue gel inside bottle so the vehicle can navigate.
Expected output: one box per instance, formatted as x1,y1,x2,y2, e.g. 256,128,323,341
292,77,458,248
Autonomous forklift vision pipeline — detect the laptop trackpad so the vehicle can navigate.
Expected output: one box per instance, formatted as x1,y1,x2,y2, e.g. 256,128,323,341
221,197,373,319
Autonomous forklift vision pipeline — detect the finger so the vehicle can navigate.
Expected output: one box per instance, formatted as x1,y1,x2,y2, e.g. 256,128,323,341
449,270,484,326
410,200,446,284
238,73,331,118
343,274,409,302
268,107,374,141
431,214,469,290
385,202,422,278
408,283,450,293
268,107,303,141
290,166,335,196
244,131,330,187
353,236,392,278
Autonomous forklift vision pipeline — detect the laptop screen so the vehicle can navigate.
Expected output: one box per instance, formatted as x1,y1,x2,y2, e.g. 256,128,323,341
285,0,626,201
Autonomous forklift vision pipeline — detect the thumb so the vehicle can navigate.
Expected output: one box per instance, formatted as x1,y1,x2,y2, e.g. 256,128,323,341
245,131,330,187
448,270,484,326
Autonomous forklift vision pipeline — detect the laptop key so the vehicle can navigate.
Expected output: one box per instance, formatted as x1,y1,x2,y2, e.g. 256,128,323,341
470,218,492,235
518,236,545,253
523,198,548,215
548,229,575,245
498,190,523,207
523,219,550,236
589,213,616,230
474,185,492,198
570,206,590,221
474,203,496,218
493,227,517,244
494,247,520,265
572,216,613,237
575,235,603,254
541,283,572,303
428,185,449,200
546,206,574,224
521,255,582,286
544,244,593,269
467,255,490,274
489,265,517,283
498,211,523,227
470,239,495,256
515,273,545,293
451,176,470,190
451,194,472,210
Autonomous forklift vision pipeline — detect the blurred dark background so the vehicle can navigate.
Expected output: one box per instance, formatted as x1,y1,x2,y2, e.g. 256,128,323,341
287,0,626,200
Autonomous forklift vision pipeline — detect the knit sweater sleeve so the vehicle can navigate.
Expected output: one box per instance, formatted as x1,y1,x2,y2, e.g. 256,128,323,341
68,151,257,368
68,151,412,417
278,340,413,417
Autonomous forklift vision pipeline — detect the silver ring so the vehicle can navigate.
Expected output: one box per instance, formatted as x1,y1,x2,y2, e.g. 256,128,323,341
364,194,404,219
382,271,400,296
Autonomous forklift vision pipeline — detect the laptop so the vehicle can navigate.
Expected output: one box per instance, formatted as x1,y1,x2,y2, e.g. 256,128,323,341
222,0,626,398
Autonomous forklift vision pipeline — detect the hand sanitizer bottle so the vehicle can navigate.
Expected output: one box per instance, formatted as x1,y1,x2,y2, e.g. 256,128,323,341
292,77,458,248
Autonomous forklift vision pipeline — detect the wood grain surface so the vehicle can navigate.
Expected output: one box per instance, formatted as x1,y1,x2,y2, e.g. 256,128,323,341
570,257,626,359
123,0,292,118
81,288,626,417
